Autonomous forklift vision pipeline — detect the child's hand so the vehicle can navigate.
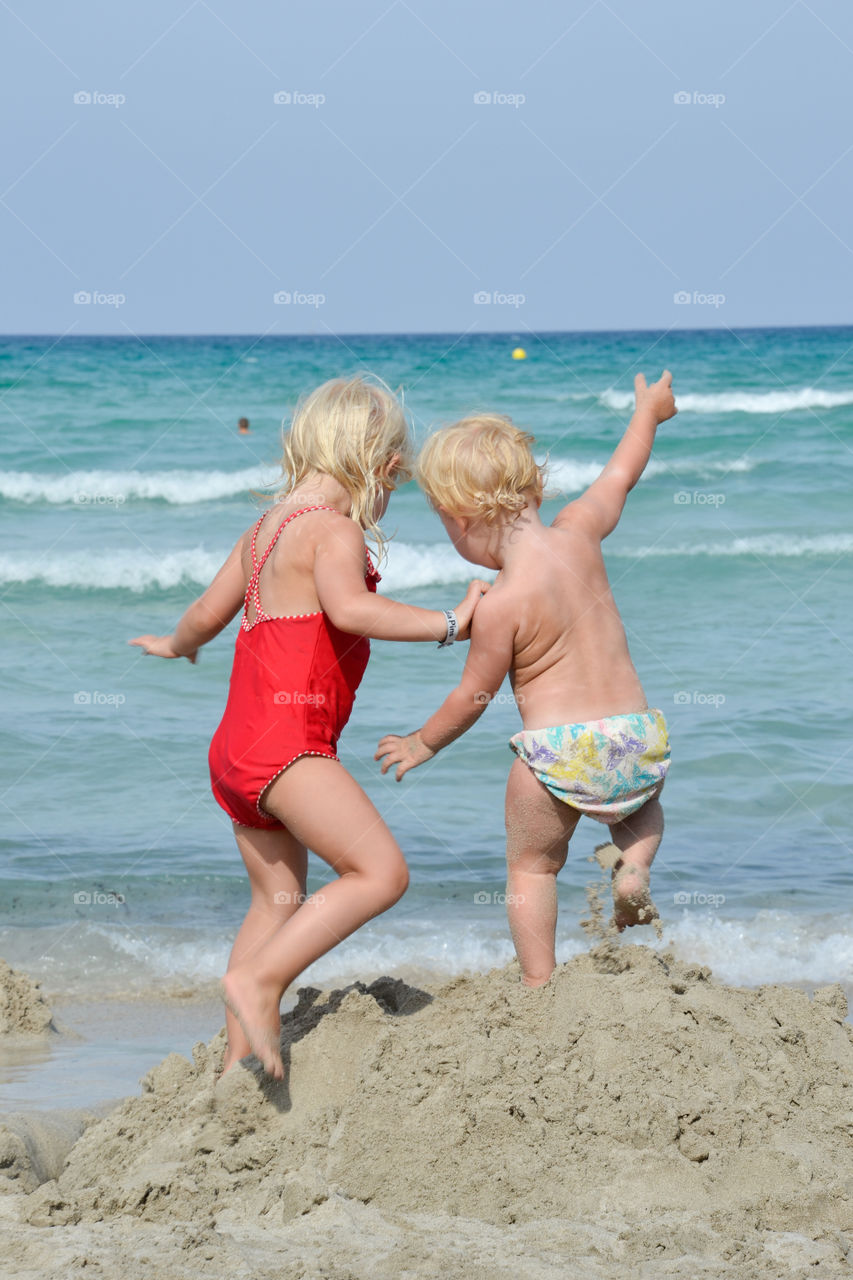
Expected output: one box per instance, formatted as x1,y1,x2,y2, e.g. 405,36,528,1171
129,634,198,664
375,730,435,781
453,579,491,642
635,370,677,425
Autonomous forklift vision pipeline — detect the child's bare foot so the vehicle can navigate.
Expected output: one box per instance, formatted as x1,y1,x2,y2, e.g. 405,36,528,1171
216,1050,244,1082
611,859,659,932
220,970,284,1079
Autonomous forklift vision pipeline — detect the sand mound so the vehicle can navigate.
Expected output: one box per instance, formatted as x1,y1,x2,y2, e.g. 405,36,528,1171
21,947,853,1275
0,1111,96,1194
0,960,54,1036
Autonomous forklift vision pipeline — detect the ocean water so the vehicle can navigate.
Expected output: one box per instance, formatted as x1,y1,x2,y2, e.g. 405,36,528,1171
1,328,851,1031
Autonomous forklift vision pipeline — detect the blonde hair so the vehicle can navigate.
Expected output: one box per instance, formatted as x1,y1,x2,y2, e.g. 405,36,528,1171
417,414,544,524
275,375,412,557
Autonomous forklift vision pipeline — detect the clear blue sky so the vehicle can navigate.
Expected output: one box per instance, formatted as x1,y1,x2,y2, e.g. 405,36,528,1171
2,0,852,334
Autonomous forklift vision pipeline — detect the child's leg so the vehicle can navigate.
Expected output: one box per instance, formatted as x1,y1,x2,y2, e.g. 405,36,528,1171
220,823,308,1075
222,757,409,1077
607,789,664,930
505,759,581,988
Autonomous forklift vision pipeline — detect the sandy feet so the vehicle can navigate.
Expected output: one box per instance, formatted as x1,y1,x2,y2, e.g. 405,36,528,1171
220,971,284,1079
216,1049,247,1082
611,861,659,932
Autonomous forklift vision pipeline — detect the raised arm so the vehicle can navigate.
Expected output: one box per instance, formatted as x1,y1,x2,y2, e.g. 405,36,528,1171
375,592,516,780
314,515,487,643
560,370,677,539
129,535,248,663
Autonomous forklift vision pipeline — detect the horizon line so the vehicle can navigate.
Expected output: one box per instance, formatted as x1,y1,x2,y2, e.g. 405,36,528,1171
1,321,852,340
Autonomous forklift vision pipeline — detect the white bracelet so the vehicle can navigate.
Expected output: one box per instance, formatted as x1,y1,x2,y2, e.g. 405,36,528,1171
437,609,459,648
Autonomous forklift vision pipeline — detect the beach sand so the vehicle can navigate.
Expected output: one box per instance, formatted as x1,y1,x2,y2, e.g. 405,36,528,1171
1,938,852,1280
0,959,55,1037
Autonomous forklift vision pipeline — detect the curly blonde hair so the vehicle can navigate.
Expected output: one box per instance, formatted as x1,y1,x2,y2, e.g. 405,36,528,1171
275,375,412,558
417,414,544,524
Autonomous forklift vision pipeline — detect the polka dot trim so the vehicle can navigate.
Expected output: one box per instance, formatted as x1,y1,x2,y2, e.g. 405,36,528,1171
256,750,340,819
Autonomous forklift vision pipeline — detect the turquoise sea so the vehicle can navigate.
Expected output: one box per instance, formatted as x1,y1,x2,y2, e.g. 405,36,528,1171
1,328,851,1104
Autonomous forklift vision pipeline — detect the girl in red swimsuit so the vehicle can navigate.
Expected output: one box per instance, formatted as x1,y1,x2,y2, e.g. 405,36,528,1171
131,376,487,1078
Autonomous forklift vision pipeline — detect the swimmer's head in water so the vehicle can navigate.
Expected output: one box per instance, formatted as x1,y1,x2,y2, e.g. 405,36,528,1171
278,375,412,557
238,418,250,433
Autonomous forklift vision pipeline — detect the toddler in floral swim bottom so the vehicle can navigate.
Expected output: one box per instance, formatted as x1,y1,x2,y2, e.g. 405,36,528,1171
377,372,677,986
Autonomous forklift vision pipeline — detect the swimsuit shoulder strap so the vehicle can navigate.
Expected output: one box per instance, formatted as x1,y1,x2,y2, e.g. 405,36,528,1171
246,505,339,621
249,513,266,568
364,544,381,583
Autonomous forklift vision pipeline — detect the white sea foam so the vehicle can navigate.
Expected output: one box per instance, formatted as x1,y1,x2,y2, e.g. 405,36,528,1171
379,543,482,591
545,456,755,493
0,455,759,508
656,909,853,988
5,908,851,999
0,548,227,592
0,465,279,506
599,386,853,415
2,530,848,593
616,533,853,559
0,542,479,593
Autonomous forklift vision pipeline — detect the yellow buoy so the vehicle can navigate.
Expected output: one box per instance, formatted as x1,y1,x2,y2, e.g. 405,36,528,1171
511,347,527,360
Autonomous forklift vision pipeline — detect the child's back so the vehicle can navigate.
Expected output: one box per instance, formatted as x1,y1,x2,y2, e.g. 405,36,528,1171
485,512,647,727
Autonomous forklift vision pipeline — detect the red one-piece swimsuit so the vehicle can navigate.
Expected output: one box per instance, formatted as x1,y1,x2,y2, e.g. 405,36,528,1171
208,505,380,829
